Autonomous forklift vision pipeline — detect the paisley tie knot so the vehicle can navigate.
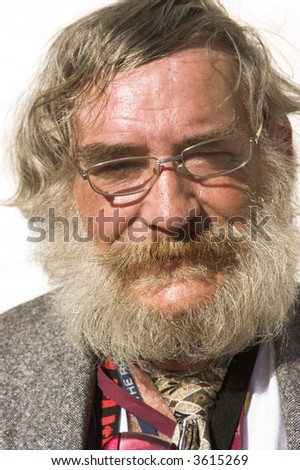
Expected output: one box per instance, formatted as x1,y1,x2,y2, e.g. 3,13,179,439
149,365,229,449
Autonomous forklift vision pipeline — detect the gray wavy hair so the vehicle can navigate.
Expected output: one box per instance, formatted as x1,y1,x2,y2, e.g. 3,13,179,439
8,0,300,217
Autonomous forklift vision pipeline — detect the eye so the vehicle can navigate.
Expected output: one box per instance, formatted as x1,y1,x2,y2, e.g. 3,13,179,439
89,158,150,177
185,149,235,164
182,136,250,176
86,157,158,196
184,148,238,173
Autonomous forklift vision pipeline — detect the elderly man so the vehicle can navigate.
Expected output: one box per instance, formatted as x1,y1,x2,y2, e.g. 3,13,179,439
2,0,300,450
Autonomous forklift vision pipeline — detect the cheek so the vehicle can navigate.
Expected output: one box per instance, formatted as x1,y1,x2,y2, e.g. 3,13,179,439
73,175,100,217
199,150,264,220
73,176,131,244
198,178,253,222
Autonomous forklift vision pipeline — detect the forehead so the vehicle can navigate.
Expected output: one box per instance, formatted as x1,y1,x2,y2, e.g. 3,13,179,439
77,48,244,146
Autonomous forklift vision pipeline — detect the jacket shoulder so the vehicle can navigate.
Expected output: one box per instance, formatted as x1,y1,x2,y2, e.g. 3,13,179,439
275,288,300,450
1,291,63,352
2,291,54,328
2,291,96,449
276,288,300,365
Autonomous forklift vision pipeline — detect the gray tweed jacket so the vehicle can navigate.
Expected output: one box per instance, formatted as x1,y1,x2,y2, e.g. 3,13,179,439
1,292,300,449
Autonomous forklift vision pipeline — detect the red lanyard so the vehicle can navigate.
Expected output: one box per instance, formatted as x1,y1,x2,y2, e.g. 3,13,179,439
97,364,176,439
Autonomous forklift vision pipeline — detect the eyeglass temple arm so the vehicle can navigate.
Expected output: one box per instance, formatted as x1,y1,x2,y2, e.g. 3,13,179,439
254,122,263,144
78,169,88,179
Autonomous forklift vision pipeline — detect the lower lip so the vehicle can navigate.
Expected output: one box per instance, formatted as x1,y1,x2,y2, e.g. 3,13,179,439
160,259,184,270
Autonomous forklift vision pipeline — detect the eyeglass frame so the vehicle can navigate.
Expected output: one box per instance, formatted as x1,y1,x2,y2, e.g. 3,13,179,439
78,125,262,198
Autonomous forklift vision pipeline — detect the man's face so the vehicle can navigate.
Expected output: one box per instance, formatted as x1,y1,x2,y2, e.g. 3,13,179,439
73,48,263,316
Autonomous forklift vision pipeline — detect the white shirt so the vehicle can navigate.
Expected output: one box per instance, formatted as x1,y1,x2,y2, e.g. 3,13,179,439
243,342,287,449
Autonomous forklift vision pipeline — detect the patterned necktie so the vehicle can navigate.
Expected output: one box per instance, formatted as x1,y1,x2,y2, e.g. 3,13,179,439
149,365,228,450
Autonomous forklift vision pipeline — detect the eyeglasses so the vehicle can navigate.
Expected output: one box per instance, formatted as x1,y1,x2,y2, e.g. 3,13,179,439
78,129,261,197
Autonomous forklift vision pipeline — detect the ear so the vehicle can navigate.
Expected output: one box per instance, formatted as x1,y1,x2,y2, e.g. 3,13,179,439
267,117,294,157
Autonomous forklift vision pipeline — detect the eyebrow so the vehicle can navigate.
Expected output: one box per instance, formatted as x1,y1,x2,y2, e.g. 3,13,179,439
181,120,239,148
76,142,138,166
76,120,241,166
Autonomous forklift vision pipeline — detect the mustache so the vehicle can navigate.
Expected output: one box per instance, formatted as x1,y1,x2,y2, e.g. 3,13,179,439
99,227,249,277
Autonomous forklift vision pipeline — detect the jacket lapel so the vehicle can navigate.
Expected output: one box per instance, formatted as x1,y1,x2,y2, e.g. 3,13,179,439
31,341,97,449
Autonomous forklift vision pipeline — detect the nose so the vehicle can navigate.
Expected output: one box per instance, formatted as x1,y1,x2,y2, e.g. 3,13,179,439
140,164,203,235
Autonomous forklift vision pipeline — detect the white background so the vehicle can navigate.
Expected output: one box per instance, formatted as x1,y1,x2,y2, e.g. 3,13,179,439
0,0,299,313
